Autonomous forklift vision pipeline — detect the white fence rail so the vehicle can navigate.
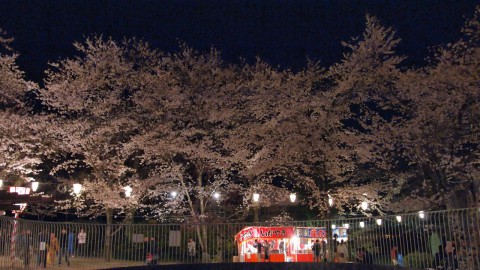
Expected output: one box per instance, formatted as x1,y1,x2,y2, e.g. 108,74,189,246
0,208,478,269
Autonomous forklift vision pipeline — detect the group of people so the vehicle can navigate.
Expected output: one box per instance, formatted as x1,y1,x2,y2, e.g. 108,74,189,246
311,238,348,262
253,239,271,262
16,227,87,268
311,239,327,262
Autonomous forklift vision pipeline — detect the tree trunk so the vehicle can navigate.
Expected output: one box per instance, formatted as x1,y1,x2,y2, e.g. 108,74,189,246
104,208,113,262
201,224,209,262
125,208,135,224
198,171,210,262
253,204,259,222
193,224,209,262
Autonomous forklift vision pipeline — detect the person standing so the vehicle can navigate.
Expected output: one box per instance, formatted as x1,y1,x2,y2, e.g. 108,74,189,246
390,246,398,265
58,229,70,266
337,240,348,262
150,237,158,265
332,234,338,262
254,239,263,262
187,238,196,262
321,240,327,262
279,240,285,254
47,233,59,266
312,239,321,262
68,230,75,257
445,241,458,269
263,241,270,262
77,228,87,257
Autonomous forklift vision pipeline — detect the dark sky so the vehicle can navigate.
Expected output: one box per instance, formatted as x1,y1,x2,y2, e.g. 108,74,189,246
1,0,479,81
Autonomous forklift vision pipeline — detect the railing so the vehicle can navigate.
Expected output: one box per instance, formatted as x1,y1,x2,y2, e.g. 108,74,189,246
0,208,479,269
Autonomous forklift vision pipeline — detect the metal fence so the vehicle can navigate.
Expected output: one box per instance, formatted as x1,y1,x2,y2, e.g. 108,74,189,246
0,208,479,270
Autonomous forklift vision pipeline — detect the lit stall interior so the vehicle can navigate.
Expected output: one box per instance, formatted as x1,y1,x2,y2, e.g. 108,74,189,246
235,226,296,262
235,226,348,262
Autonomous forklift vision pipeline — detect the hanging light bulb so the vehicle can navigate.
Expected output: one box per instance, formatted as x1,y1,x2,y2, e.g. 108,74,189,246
396,216,402,223
419,211,425,219
124,186,133,198
171,191,178,198
359,221,365,228
328,194,333,206
253,193,260,202
73,183,82,195
376,219,382,226
289,193,296,203
31,182,39,192
213,192,220,200
361,201,368,210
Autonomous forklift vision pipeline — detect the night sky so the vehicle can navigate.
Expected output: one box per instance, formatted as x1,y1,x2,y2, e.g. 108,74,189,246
1,0,479,82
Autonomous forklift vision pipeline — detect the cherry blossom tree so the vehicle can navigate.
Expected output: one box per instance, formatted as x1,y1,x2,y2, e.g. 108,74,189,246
39,36,165,260
0,28,43,182
306,11,480,214
30,6,480,228
396,6,480,210
263,15,412,216
125,46,326,258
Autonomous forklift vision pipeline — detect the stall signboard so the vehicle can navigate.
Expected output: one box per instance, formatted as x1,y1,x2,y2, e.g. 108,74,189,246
295,227,327,238
235,226,295,243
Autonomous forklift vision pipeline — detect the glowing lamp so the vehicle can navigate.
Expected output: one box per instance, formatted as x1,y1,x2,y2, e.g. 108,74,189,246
361,201,368,210
359,221,365,228
289,193,296,203
376,219,382,226
213,192,220,200
253,193,260,202
396,216,402,222
419,211,425,219
124,186,132,198
31,182,39,192
171,191,178,198
73,183,82,195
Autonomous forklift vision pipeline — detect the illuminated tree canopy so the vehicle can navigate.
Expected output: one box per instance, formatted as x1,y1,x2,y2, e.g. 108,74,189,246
1,6,479,222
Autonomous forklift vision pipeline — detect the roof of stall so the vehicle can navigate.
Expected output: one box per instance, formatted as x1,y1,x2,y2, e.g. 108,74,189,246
234,226,296,243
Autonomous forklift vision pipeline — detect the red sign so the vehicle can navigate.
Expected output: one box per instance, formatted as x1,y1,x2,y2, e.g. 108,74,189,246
295,227,327,238
235,226,296,243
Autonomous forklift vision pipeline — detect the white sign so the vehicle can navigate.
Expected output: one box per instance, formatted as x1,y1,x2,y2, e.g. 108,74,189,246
169,230,181,247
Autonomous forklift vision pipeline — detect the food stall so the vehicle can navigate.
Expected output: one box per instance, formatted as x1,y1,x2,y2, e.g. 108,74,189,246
294,227,328,262
235,226,336,262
